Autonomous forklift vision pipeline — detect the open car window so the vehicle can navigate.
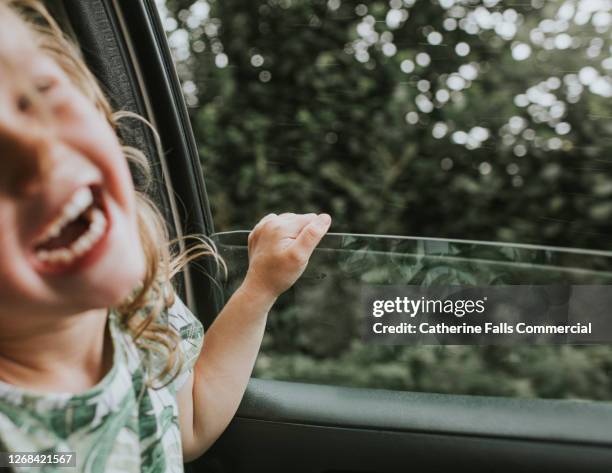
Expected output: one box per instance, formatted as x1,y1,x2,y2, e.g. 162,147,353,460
214,231,612,399
155,0,612,400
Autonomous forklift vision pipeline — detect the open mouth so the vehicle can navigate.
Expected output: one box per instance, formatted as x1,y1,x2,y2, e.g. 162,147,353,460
33,185,109,269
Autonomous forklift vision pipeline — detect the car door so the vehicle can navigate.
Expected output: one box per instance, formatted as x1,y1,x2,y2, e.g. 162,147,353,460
53,1,612,472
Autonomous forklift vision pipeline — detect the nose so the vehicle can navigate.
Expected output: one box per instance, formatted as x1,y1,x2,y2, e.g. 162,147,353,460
0,117,52,197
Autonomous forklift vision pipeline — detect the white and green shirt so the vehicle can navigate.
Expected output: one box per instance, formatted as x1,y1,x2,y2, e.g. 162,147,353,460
0,296,204,472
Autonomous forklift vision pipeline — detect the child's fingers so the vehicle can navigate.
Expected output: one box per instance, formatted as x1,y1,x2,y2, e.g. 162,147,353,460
257,213,317,239
292,214,331,260
272,214,318,238
249,213,277,251
252,212,277,237
278,212,317,221
249,213,310,251
250,213,320,252
256,213,277,227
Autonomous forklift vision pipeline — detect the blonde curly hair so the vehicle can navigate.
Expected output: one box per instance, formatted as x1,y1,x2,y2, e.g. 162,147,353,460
1,0,223,388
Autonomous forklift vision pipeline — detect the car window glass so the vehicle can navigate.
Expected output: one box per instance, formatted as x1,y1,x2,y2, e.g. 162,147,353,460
155,0,612,400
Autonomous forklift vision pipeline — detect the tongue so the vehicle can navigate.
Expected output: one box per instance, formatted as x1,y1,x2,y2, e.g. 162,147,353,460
36,214,91,251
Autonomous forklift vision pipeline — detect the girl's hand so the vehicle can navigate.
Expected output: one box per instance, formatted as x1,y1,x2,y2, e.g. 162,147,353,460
243,212,332,300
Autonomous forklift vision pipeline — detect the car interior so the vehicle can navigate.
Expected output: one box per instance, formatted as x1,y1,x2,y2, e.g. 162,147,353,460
36,1,612,472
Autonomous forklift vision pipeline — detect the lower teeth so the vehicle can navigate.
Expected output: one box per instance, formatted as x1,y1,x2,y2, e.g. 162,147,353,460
36,209,107,265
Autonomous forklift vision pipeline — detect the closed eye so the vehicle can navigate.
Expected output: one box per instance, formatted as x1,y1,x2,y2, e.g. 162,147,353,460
15,77,57,113
34,76,57,94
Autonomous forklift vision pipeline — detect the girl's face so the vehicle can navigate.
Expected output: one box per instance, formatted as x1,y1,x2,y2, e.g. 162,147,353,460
0,15,145,321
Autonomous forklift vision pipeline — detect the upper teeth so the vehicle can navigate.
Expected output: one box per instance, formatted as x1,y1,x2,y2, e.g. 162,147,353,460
35,187,94,244
36,208,107,265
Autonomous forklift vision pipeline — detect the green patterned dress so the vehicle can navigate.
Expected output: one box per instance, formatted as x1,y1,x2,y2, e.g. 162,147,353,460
0,296,204,472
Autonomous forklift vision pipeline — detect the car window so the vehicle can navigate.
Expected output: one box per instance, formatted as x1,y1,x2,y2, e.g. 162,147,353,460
155,0,612,400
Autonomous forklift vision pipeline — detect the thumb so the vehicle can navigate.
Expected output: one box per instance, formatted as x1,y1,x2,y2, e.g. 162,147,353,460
293,214,331,258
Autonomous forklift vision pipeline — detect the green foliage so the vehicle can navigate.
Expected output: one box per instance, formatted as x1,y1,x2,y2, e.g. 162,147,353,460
161,0,612,400
213,231,612,400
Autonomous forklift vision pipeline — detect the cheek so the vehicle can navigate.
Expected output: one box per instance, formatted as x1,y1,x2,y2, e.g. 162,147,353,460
54,92,135,211
0,252,21,301
89,215,146,306
0,211,23,291
0,238,45,313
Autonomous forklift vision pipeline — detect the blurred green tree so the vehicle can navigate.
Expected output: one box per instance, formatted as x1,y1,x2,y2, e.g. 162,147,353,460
158,0,612,400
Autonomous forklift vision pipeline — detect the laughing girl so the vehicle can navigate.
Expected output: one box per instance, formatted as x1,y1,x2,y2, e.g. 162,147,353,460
0,1,331,471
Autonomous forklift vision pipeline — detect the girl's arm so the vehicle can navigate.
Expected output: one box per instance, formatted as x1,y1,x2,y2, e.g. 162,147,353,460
177,212,332,461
